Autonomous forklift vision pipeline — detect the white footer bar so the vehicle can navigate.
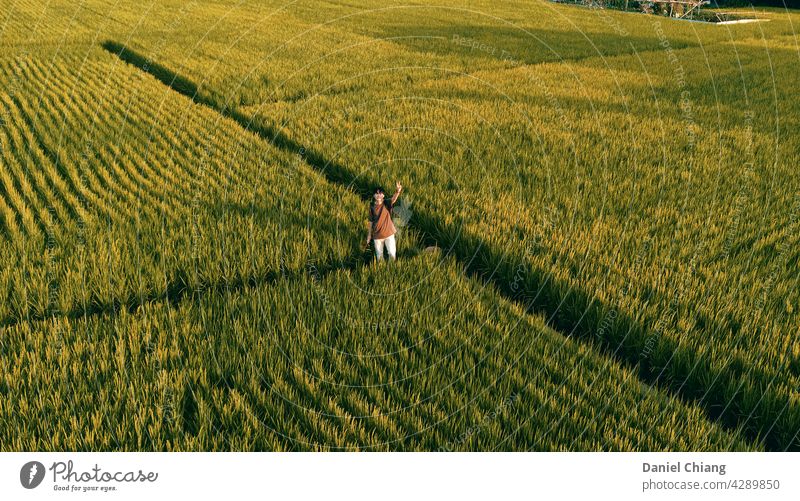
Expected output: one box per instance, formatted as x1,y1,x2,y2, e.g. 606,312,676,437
1,452,797,500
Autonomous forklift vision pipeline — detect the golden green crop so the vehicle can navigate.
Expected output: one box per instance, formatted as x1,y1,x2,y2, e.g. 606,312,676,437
0,0,797,450
229,7,800,449
0,255,757,450
0,55,367,322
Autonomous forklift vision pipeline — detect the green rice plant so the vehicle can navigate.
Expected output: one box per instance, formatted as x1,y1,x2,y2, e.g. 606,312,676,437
0,256,758,451
0,54,366,322
182,8,800,448
1,0,798,451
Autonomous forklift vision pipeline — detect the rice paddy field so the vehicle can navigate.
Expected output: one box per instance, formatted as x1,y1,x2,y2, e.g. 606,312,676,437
0,0,798,451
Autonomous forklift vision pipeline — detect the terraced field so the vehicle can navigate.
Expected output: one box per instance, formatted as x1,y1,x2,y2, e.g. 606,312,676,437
0,0,797,450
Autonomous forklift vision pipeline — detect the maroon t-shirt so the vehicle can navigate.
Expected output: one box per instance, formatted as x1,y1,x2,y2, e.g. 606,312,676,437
370,200,396,239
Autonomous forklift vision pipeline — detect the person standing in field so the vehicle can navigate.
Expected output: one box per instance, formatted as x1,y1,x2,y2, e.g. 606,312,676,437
366,182,403,261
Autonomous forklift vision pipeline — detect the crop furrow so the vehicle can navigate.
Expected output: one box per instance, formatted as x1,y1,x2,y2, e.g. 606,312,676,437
100,41,800,451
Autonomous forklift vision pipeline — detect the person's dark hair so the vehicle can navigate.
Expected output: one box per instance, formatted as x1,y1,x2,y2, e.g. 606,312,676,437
374,187,385,195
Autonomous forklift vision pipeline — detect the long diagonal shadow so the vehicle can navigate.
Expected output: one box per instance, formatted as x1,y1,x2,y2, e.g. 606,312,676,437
99,40,798,451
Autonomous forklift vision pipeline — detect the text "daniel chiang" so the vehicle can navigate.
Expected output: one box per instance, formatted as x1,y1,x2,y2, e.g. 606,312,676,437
643,461,726,476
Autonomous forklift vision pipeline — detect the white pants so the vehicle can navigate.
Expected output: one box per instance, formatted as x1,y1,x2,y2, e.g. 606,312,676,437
373,234,396,260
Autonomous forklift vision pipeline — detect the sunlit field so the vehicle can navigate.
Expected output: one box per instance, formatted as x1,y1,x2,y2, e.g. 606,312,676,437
0,1,797,451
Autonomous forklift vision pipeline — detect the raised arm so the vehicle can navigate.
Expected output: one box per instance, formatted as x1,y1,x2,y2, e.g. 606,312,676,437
391,181,403,206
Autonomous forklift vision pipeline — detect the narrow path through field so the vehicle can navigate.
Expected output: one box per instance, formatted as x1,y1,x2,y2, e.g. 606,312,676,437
101,41,798,451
